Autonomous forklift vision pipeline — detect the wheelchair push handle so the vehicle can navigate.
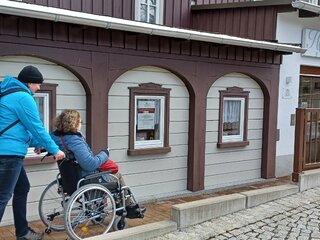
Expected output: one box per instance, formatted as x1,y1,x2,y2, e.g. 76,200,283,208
39,149,68,162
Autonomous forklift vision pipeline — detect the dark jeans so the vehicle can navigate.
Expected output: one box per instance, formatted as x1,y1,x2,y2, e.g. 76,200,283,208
0,157,30,237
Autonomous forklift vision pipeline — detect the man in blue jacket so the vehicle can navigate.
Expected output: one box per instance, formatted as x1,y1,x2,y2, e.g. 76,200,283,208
0,65,65,240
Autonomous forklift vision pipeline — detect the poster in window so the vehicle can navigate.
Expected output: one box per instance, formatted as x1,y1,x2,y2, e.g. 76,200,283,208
137,100,155,130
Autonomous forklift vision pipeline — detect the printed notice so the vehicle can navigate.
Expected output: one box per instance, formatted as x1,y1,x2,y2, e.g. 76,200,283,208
137,100,155,130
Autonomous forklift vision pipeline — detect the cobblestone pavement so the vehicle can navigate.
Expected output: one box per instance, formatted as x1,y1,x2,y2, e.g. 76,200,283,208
153,187,320,240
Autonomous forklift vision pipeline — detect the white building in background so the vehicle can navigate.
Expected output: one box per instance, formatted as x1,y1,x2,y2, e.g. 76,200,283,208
276,1,320,177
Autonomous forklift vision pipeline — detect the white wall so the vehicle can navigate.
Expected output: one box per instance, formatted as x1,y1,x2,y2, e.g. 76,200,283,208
276,12,320,177
108,66,189,201
205,73,264,189
0,56,86,225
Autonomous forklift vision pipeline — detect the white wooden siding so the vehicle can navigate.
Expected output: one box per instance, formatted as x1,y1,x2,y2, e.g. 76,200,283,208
108,66,189,200
0,56,86,225
205,73,264,190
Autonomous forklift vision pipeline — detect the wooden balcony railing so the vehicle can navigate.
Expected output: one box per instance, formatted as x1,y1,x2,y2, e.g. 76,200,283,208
292,108,320,182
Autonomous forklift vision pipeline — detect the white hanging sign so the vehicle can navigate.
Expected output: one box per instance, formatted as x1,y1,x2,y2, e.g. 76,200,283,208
302,28,320,58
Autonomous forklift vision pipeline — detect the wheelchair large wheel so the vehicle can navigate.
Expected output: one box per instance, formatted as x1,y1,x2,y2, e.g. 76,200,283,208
38,179,66,232
64,184,116,240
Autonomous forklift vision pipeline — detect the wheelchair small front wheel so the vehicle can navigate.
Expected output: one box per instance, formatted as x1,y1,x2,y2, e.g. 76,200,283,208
38,179,66,232
113,216,128,231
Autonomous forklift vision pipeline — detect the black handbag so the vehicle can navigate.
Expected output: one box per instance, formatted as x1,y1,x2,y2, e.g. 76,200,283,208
57,136,81,196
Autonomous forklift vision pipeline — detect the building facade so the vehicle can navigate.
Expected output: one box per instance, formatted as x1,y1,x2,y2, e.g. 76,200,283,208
276,1,320,177
0,0,303,224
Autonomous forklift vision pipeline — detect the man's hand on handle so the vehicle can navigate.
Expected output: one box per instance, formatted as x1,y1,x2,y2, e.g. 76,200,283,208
54,150,65,160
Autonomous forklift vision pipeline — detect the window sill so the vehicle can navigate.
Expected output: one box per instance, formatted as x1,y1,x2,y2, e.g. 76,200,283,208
24,155,56,166
217,141,249,148
127,146,171,156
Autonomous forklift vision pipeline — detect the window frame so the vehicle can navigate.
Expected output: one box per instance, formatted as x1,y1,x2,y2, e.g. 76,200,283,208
34,92,50,131
217,87,249,148
25,83,58,165
135,0,164,24
134,95,165,149
128,82,171,156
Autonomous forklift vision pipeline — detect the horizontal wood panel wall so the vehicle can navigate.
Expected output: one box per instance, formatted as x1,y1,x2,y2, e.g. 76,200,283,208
0,14,282,64
191,6,277,41
108,66,189,199
205,73,263,189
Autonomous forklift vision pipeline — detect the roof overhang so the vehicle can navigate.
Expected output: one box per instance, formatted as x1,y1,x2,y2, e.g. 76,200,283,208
191,0,292,11
0,0,306,54
292,0,320,14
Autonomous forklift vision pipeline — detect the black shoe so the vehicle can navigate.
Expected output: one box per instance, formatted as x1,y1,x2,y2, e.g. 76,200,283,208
126,204,146,219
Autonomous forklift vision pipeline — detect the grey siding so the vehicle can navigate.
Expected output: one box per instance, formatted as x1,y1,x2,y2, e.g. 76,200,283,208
108,66,189,200
205,73,263,189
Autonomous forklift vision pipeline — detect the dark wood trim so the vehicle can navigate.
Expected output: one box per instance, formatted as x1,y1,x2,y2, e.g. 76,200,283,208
299,9,320,18
191,0,292,11
292,108,320,182
0,14,285,64
301,65,320,75
38,83,58,132
217,141,249,148
127,147,171,156
128,83,171,156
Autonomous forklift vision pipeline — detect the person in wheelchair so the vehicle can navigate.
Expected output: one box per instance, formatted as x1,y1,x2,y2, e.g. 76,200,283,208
50,109,146,219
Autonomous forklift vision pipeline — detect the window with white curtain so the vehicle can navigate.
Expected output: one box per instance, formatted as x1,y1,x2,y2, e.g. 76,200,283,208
217,87,249,148
222,97,244,142
135,0,163,24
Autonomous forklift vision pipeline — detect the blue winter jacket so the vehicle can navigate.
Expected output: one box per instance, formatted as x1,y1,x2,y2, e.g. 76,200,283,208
0,76,59,157
50,131,109,177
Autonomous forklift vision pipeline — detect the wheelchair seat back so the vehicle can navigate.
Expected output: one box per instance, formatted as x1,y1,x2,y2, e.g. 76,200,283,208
57,158,81,196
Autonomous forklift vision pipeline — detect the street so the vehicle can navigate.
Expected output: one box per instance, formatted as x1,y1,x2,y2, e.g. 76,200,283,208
153,186,320,240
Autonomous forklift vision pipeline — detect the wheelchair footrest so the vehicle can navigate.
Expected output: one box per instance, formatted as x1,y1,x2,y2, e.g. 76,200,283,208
125,204,146,219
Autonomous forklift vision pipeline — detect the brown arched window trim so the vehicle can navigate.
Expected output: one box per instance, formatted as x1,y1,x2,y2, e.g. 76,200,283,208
25,83,58,166
217,86,249,148
128,82,171,156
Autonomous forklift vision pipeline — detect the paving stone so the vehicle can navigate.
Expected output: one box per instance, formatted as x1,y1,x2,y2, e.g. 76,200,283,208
152,186,320,240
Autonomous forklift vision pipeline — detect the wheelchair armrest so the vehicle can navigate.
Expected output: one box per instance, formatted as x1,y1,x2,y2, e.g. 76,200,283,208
78,171,121,192
83,171,111,180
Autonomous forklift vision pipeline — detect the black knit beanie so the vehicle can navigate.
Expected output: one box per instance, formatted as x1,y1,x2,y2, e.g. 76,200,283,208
17,65,44,84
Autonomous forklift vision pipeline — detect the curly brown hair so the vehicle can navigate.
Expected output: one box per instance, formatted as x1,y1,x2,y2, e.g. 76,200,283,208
54,109,81,133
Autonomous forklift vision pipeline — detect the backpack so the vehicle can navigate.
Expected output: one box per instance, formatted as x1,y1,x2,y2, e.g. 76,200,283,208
0,87,28,136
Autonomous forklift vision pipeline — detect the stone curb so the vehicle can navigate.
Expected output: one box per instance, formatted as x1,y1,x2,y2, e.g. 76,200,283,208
85,220,177,240
171,193,246,229
84,184,298,240
240,184,299,208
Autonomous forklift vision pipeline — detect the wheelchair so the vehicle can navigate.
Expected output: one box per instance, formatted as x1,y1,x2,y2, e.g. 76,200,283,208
38,156,144,240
